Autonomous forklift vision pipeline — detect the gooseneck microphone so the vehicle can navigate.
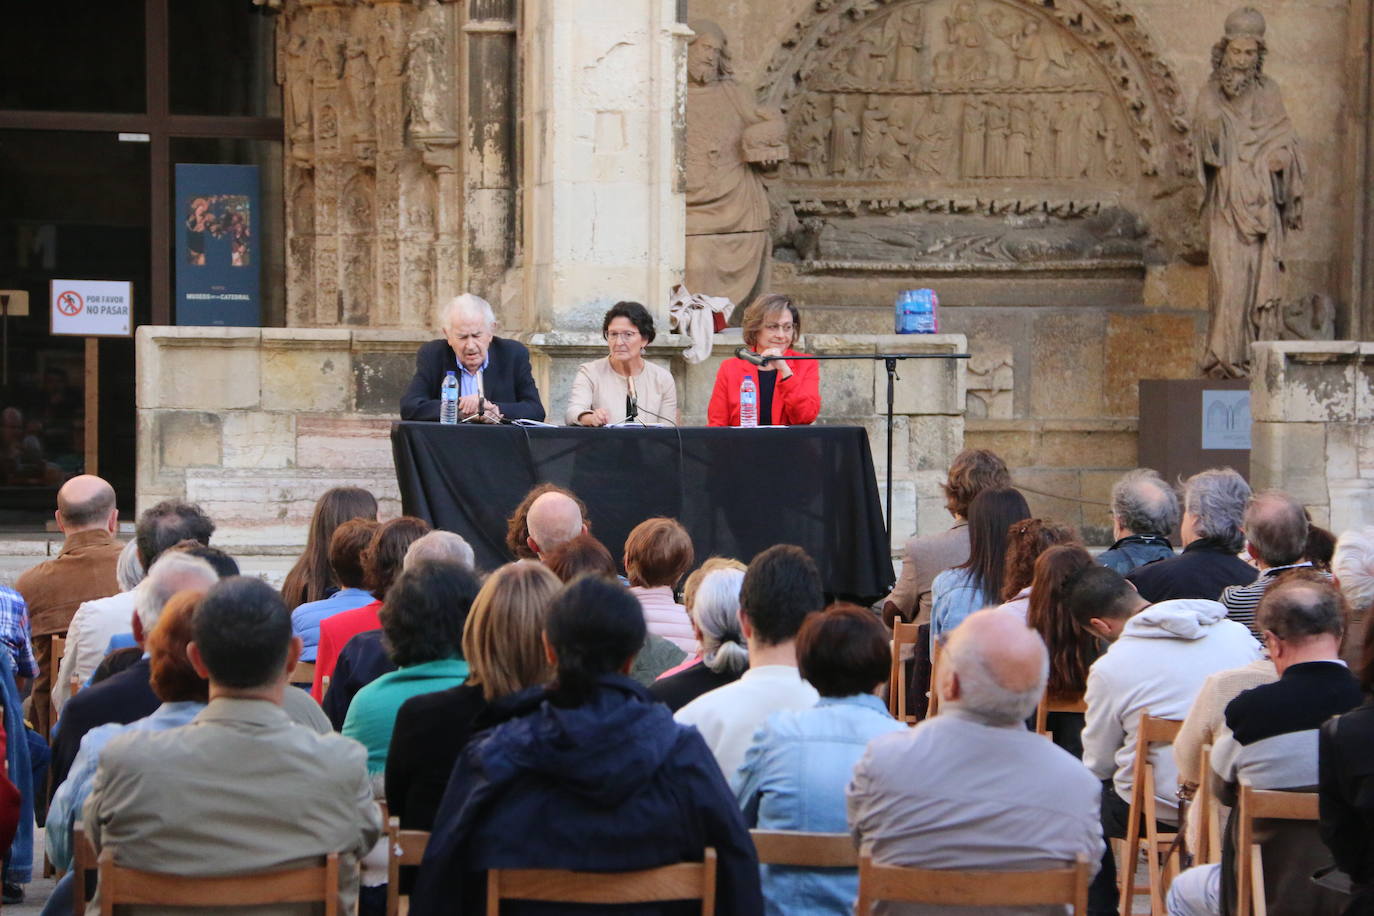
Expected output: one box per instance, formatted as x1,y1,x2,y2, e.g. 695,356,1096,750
734,347,778,366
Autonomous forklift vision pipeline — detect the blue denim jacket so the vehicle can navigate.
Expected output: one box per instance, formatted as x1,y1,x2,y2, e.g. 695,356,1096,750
0,650,32,883
930,566,994,650
733,694,906,915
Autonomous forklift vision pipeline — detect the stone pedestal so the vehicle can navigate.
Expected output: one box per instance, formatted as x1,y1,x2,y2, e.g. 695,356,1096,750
520,0,690,334
1250,341,1374,531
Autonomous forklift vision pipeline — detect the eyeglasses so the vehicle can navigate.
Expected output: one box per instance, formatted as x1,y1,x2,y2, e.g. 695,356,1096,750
607,331,640,341
764,323,794,333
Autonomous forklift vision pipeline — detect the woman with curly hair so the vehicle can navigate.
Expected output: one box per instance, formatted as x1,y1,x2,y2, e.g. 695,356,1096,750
995,518,1080,621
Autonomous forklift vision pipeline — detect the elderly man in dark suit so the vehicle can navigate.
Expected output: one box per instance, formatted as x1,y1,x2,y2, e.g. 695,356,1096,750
399,293,545,422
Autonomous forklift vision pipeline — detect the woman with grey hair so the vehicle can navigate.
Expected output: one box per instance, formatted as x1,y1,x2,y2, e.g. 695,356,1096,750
650,566,748,711
52,539,149,712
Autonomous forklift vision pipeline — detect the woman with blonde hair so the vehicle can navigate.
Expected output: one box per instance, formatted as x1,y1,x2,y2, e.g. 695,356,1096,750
707,293,821,427
385,560,561,831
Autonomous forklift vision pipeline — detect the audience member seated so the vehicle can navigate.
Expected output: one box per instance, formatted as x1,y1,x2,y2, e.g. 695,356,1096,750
49,551,220,795
1070,565,1262,913
526,490,586,559
505,483,589,561
83,576,381,915
1168,579,1360,916
884,448,1010,625
930,487,1031,648
16,475,126,739
290,518,378,665
280,486,379,611
652,566,749,712
43,590,333,916
542,533,687,685
1024,544,1098,757
1307,521,1337,572
402,528,475,572
53,540,142,714
848,610,1103,895
1319,610,1374,913
312,516,430,700
737,604,904,915
387,560,560,832
410,576,763,916
1334,525,1374,668
1097,468,1179,575
994,518,1079,620
625,517,697,653
657,557,748,678
1126,467,1257,603
342,560,479,778
677,545,824,780
1222,489,1326,637
0,584,37,695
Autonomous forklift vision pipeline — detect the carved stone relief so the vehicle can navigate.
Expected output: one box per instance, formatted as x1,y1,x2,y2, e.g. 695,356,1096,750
966,347,1014,418
278,0,478,330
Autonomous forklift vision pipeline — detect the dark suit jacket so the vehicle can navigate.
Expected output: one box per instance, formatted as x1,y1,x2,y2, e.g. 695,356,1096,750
1321,700,1374,903
1125,537,1257,603
399,337,545,421
49,657,159,797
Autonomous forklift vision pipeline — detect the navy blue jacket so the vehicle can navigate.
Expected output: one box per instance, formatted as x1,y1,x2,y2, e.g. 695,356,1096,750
1125,536,1257,603
410,675,762,916
399,337,545,422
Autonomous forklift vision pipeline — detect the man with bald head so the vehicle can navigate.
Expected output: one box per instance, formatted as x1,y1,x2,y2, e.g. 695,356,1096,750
848,610,1103,889
1221,489,1323,637
526,491,586,558
16,474,122,738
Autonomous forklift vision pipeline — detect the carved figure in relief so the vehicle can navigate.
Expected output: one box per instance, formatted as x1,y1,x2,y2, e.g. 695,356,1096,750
829,94,861,176
685,20,785,308
910,96,953,176
1051,99,1077,178
345,38,375,136
282,28,312,137
1074,95,1107,177
984,101,1008,177
1005,99,1031,178
937,1,991,84
859,95,891,175
847,26,887,82
791,96,831,178
311,33,344,85
1028,99,1053,177
1193,7,1304,378
407,27,448,135
885,5,925,83
960,99,986,179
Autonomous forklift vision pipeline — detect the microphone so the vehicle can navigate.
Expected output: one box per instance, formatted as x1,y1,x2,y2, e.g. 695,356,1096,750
735,347,776,366
626,373,638,421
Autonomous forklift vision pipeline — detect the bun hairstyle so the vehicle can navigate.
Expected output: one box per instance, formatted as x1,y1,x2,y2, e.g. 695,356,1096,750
544,576,647,707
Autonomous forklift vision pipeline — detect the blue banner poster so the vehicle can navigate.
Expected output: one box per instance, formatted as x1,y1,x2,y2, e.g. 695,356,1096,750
174,164,261,326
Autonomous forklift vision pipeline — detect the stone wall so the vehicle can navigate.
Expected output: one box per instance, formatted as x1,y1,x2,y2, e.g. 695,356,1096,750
137,326,965,551
1251,341,1374,532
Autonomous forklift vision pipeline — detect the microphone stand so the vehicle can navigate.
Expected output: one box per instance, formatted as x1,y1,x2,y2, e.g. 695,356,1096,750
747,350,971,540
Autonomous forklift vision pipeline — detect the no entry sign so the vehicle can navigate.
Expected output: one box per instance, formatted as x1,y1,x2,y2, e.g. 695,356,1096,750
50,280,133,337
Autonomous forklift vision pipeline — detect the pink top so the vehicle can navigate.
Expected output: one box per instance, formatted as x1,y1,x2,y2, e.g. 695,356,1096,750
657,654,702,681
995,587,1032,622
631,585,698,654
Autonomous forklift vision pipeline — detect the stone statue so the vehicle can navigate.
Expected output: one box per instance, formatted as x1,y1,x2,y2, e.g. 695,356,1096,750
1193,7,1304,378
685,20,787,308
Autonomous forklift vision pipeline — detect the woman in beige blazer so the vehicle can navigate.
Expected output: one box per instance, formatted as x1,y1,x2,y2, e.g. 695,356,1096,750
565,301,678,426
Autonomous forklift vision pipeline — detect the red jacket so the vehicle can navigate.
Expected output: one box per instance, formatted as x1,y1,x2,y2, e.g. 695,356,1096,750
707,350,821,427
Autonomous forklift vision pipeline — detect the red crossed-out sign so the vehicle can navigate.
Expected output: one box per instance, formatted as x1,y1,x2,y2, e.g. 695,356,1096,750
55,290,83,316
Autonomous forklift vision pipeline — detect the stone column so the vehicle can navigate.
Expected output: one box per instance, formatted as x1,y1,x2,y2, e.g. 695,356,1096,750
520,0,689,333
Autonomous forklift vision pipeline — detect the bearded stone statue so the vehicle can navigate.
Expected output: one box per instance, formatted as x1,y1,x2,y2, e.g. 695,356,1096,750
684,20,787,310
1193,7,1304,379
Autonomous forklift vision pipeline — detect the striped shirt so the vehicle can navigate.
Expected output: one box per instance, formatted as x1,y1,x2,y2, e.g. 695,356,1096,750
1220,563,1327,638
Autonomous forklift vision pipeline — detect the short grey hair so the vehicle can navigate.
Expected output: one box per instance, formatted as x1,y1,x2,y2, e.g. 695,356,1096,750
1184,467,1251,553
1333,526,1374,612
116,539,145,593
1244,490,1309,567
135,552,219,633
1111,469,1179,537
693,568,748,675
944,617,1048,726
404,530,476,572
1256,578,1345,641
438,293,497,333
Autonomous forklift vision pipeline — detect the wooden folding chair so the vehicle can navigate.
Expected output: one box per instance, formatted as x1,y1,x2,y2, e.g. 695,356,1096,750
290,661,316,687
887,622,920,723
1034,690,1087,736
485,848,717,916
750,830,857,868
1234,785,1319,916
1191,744,1223,866
1118,715,1184,916
96,846,339,916
385,817,429,916
49,634,67,731
925,641,943,718
856,853,1089,914
73,825,97,916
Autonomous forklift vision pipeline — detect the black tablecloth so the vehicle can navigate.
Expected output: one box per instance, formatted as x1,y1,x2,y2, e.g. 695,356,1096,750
391,422,894,600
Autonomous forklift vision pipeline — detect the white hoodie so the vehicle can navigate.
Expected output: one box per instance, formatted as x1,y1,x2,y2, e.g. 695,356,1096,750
1081,598,1262,821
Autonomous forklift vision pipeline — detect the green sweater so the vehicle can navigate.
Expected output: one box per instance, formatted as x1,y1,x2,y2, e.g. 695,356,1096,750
341,657,469,773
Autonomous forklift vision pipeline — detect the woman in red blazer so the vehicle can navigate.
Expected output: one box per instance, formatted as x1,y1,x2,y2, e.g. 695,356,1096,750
708,294,821,427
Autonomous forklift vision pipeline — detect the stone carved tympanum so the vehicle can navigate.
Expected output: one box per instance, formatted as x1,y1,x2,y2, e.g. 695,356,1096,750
1194,7,1304,379
685,20,788,310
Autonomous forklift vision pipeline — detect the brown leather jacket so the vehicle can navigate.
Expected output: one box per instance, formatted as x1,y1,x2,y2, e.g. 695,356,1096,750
15,529,122,636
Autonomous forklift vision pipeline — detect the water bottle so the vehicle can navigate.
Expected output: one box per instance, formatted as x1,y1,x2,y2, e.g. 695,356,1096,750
895,290,917,334
739,375,758,428
913,288,939,334
440,370,459,424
